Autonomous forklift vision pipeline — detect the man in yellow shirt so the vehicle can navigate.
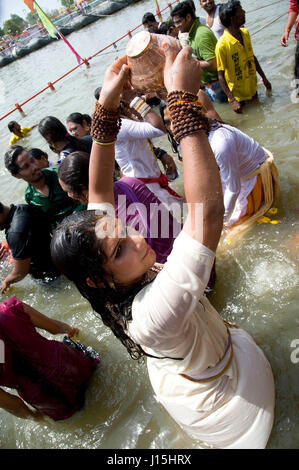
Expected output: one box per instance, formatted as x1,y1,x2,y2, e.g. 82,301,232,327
215,1,271,113
8,121,37,146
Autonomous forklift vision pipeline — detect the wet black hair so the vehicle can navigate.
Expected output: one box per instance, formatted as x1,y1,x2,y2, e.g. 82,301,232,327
219,0,241,28
58,151,89,196
51,211,147,360
38,116,89,153
171,1,196,20
0,202,4,214
28,148,48,161
159,102,182,160
142,12,156,25
4,145,24,175
8,121,18,132
66,112,92,127
94,87,101,101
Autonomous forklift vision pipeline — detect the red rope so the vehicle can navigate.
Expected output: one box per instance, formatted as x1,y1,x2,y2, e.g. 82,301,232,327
0,1,178,122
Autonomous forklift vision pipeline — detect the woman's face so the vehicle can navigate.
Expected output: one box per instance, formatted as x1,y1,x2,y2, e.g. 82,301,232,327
67,120,89,139
58,178,88,205
96,217,156,287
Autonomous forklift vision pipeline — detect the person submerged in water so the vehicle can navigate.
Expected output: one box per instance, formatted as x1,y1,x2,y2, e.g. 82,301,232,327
50,47,275,448
0,297,99,421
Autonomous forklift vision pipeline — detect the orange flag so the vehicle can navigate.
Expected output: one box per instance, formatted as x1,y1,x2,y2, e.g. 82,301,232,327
24,0,35,15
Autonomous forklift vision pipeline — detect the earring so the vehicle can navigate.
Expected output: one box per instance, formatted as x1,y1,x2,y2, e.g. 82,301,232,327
108,280,116,290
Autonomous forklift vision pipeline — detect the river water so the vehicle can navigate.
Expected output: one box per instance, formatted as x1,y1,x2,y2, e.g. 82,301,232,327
0,0,298,450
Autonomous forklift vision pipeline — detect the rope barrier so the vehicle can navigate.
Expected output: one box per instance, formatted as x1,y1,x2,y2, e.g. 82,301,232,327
246,0,284,14
0,0,287,122
0,0,180,122
251,11,287,37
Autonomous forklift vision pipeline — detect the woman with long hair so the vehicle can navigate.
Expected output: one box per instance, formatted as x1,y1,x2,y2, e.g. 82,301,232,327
50,47,275,448
38,116,92,165
57,151,182,264
66,112,92,139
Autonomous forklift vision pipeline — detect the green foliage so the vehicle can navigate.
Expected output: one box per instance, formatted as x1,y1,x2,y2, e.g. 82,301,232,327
3,14,26,35
26,12,38,26
61,0,75,9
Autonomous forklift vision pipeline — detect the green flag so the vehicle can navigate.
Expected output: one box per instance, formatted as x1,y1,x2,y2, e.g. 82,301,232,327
34,1,58,39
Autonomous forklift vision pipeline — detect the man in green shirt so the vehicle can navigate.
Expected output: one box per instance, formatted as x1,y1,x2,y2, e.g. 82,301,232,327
4,145,81,231
171,1,227,103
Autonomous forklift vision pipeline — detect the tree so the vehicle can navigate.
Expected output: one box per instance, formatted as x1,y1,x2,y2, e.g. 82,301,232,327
26,12,38,26
61,0,75,9
3,14,26,36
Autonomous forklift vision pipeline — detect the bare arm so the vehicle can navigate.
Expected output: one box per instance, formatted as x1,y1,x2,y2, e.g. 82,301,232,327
281,11,298,46
143,108,166,132
0,387,43,421
163,46,224,252
254,56,272,90
199,57,217,72
1,258,31,295
197,89,222,121
22,302,79,336
88,57,130,207
218,70,242,113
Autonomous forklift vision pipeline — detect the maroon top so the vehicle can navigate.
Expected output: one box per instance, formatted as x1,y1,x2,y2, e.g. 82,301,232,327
115,176,182,263
0,297,98,420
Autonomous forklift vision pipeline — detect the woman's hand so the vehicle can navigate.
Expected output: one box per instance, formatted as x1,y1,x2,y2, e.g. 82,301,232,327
66,326,80,338
99,55,131,110
163,45,202,95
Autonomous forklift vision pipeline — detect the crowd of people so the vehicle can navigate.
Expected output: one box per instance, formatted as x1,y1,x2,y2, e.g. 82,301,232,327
0,0,297,449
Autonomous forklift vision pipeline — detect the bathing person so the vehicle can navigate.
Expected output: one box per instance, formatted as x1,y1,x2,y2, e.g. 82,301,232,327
8,121,37,146
200,0,225,39
142,12,160,32
4,146,80,230
216,1,272,113
0,297,99,421
66,112,92,139
38,116,92,164
171,1,227,103
0,201,60,294
280,0,299,88
57,151,182,265
160,114,280,231
113,93,184,213
50,48,275,448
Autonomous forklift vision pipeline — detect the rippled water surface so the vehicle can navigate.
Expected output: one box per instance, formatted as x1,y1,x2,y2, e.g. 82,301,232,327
0,0,298,449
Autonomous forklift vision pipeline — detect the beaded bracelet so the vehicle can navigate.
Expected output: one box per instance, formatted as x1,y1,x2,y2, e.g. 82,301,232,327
91,101,122,143
130,96,152,119
167,90,210,142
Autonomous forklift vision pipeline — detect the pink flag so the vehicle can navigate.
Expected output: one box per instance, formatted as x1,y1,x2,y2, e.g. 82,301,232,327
56,31,82,65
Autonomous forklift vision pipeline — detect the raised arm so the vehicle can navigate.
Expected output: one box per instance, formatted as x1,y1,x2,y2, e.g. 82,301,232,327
88,56,130,207
163,46,224,252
